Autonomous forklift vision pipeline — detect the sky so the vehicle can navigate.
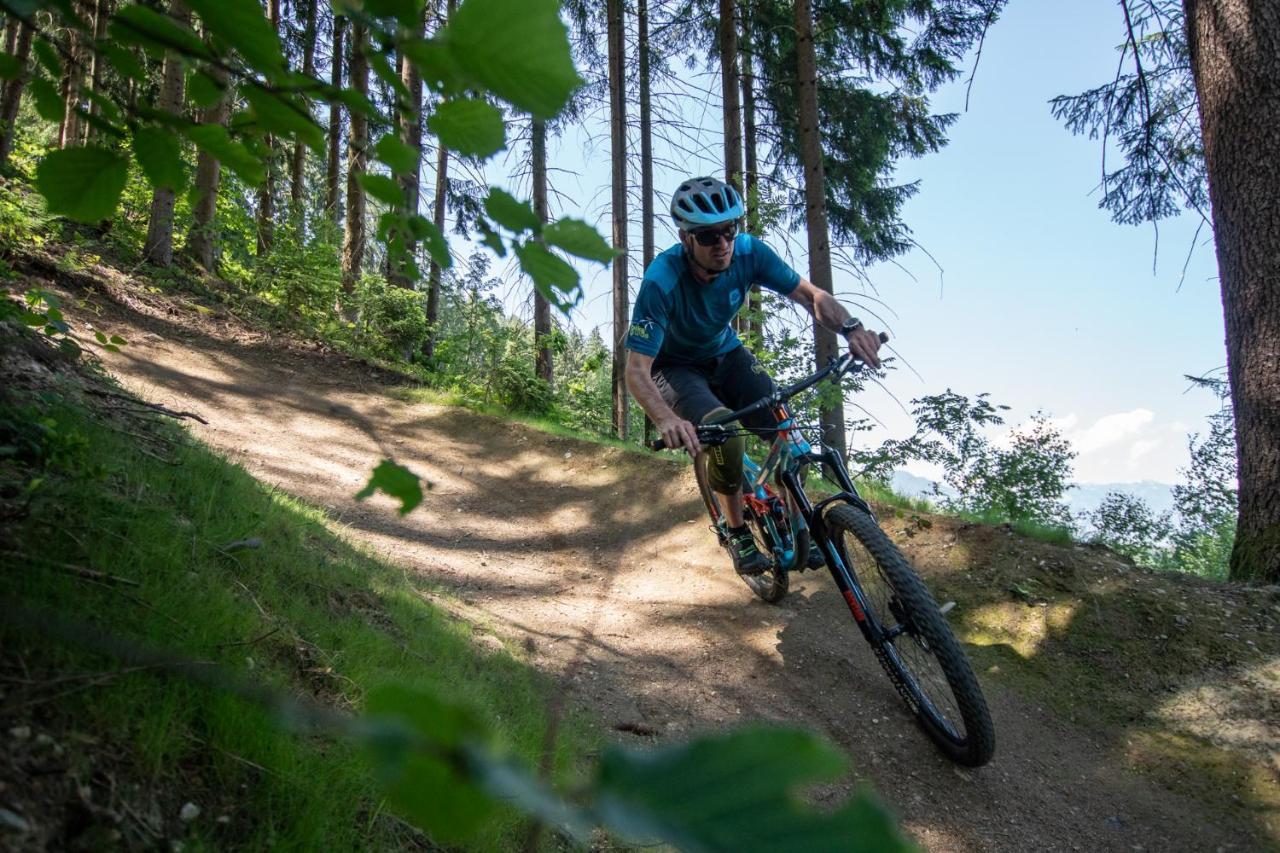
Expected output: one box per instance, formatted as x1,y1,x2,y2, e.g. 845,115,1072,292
485,0,1227,488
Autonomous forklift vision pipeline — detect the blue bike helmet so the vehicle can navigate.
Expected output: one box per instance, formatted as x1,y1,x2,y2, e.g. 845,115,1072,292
670,176,744,231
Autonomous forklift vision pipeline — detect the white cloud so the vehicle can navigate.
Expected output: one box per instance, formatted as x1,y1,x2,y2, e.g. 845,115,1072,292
1069,409,1155,453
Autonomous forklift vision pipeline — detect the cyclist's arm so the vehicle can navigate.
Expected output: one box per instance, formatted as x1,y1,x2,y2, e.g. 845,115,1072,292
786,279,883,368
624,350,701,453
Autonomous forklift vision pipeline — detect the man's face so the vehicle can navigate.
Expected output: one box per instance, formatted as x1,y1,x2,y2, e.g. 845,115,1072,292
682,221,738,273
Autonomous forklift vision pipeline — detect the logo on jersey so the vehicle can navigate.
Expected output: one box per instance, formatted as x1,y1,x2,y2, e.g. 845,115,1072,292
629,318,655,340
729,289,742,307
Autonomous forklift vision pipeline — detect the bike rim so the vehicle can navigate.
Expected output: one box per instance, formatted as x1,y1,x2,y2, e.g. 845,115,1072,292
837,532,969,741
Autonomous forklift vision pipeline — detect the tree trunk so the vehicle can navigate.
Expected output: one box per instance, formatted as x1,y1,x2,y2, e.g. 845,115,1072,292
326,13,345,229
719,0,742,192
0,20,33,168
423,139,448,359
741,0,761,344
142,1,190,266
1183,0,1280,582
388,9,425,289
290,0,317,216
794,0,844,459
186,65,229,272
531,117,553,386
342,20,368,301
256,0,281,256
607,0,629,441
83,0,112,145
638,0,655,445
58,11,87,149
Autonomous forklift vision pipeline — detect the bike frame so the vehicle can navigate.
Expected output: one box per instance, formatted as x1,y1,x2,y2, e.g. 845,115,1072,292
699,354,902,646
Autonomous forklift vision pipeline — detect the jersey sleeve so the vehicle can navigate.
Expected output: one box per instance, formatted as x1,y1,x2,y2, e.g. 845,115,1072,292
749,235,801,296
625,278,671,357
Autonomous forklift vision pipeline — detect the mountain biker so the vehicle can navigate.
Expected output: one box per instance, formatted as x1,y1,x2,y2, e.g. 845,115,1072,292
625,176,885,576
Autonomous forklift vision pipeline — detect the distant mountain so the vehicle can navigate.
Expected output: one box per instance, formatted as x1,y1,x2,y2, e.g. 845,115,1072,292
888,471,1175,520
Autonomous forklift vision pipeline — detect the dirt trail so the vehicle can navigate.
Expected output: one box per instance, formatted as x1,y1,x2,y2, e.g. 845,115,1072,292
76,289,1256,853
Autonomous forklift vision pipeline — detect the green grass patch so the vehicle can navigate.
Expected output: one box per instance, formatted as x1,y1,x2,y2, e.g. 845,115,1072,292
1,380,594,849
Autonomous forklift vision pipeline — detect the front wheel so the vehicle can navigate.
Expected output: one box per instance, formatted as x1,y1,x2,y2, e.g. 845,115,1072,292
825,503,995,767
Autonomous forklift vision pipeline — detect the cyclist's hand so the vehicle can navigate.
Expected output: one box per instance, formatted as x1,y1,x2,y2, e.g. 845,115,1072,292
847,327,886,369
659,416,701,455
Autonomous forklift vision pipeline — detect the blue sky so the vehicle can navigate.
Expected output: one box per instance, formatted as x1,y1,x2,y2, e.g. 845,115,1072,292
486,0,1226,487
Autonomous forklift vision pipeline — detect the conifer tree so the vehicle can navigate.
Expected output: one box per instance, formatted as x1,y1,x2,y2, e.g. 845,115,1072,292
142,0,191,266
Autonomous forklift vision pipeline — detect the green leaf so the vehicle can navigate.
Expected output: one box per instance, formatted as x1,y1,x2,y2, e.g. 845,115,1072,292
357,173,405,208
513,241,580,311
183,123,266,186
363,684,493,842
109,4,206,59
483,188,539,233
32,40,60,77
373,134,418,176
360,0,424,28
100,44,147,83
594,727,912,853
367,49,409,101
242,87,323,152
476,219,505,257
0,52,24,81
36,146,129,223
109,334,127,346
439,0,581,120
356,459,423,514
400,38,463,95
426,99,504,159
29,76,64,122
543,218,618,264
184,0,285,79
132,127,187,193
408,215,451,270
187,70,224,109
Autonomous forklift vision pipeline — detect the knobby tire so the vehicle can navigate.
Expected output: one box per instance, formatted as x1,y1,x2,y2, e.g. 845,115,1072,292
693,451,789,603
826,503,995,767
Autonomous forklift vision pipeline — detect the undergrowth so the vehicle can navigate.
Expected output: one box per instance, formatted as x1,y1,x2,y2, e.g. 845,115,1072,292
0,348,592,849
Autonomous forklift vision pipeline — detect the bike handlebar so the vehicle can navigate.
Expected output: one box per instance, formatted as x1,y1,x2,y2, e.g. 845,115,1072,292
648,331,889,452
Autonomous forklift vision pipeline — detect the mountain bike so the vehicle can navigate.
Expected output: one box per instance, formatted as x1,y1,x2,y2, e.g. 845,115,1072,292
651,352,996,767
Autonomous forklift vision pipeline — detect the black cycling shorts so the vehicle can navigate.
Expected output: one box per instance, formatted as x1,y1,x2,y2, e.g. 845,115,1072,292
651,345,778,431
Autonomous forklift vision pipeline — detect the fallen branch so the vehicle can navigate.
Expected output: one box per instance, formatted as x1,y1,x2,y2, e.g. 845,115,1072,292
3,551,140,587
84,387,209,424
214,626,281,650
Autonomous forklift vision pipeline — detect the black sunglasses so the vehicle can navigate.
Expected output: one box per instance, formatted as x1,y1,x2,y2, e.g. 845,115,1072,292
691,222,738,247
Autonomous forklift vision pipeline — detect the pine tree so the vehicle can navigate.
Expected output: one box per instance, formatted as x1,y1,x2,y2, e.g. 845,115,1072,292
607,0,629,440
141,0,191,266
342,20,368,303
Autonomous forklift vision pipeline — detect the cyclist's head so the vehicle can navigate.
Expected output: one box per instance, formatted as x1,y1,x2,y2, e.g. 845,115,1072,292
672,176,744,279
670,176,744,232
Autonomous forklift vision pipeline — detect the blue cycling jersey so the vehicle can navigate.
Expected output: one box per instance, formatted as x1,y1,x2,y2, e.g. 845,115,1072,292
624,234,801,363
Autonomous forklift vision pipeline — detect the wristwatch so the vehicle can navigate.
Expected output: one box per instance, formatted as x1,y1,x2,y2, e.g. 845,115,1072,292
839,317,863,339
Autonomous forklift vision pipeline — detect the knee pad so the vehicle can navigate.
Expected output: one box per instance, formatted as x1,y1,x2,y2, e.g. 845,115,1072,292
702,407,746,494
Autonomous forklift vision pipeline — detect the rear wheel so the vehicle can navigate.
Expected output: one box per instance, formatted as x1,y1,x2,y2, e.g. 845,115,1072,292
694,451,788,603
825,503,995,766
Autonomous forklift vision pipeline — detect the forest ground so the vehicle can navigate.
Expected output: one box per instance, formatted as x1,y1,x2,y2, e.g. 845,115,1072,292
33,254,1280,853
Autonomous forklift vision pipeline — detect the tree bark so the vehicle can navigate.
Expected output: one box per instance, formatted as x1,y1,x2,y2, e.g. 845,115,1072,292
531,117,553,386
423,139,448,358
142,1,190,266
326,13,345,229
342,20,369,301
185,65,229,272
58,14,87,149
290,0,317,216
607,0,629,441
638,0,655,445
719,0,742,192
388,8,425,289
1183,0,1280,582
794,0,844,460
83,0,112,145
256,0,281,256
0,20,33,168
741,0,761,343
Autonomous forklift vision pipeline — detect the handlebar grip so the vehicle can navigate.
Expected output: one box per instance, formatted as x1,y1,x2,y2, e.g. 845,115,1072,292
878,331,890,343
649,438,667,451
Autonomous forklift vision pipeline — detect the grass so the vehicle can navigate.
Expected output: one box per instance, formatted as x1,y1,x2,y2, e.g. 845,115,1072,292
0,373,594,850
